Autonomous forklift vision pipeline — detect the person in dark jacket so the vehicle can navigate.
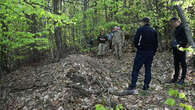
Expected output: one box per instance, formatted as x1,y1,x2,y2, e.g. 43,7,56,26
169,17,188,85
127,17,158,90
97,30,108,58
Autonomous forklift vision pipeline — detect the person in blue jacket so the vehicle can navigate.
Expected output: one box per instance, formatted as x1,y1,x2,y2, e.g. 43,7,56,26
127,17,158,90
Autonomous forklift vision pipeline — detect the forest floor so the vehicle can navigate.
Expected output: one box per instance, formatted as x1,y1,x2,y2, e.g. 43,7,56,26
0,45,194,110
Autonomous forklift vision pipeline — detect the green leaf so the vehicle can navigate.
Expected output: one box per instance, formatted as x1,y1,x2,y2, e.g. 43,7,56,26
95,104,107,110
185,105,194,110
179,103,194,110
168,88,179,97
180,103,185,107
179,93,187,100
116,104,124,110
164,98,176,106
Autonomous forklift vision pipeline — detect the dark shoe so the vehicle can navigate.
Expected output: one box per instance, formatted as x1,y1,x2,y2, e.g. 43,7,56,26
177,79,184,85
98,55,103,59
143,85,149,90
126,85,136,91
168,79,177,83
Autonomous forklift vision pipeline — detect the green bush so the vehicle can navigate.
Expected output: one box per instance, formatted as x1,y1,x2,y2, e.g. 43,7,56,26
164,88,194,110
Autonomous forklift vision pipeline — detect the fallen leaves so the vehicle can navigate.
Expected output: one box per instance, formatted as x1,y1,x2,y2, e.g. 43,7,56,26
0,49,194,110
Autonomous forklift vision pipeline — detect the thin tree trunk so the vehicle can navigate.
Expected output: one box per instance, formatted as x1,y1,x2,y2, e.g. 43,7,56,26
0,21,9,74
53,0,63,59
175,5,195,47
123,0,127,8
104,0,108,22
72,25,75,46
154,0,163,51
83,0,88,44
172,0,195,47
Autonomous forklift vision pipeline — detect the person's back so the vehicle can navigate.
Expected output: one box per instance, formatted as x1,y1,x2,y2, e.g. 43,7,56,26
107,32,113,41
127,17,158,91
113,30,123,43
134,24,158,52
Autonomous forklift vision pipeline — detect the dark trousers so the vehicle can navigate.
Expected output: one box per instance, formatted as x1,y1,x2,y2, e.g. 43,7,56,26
109,40,112,49
172,48,187,81
131,51,154,88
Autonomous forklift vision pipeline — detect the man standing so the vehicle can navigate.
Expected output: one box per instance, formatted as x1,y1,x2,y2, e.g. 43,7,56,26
97,30,107,58
118,27,125,49
169,17,188,85
112,26,124,59
127,17,158,90
107,31,113,49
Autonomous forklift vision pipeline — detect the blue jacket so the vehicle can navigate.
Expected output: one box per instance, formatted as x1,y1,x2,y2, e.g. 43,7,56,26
134,24,158,52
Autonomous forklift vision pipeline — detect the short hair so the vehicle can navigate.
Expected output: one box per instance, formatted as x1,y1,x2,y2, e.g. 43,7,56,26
170,17,179,22
142,17,150,23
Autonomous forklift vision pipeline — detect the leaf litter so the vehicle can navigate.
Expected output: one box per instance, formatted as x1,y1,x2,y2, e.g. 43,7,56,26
0,47,194,110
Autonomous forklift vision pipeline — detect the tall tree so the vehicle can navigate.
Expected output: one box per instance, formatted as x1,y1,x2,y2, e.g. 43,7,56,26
83,0,88,43
53,0,63,59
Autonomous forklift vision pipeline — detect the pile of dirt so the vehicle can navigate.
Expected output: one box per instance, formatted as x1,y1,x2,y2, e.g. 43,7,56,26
0,54,115,110
0,50,194,110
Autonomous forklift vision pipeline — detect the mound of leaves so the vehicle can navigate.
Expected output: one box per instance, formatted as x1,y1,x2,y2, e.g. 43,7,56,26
0,54,113,110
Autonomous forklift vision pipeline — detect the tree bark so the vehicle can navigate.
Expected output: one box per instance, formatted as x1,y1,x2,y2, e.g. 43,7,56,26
104,0,108,22
0,21,9,74
53,0,63,59
123,0,127,8
173,0,195,47
83,0,88,44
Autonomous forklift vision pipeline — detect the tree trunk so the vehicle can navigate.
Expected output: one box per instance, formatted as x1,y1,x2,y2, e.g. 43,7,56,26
53,0,63,59
123,0,127,8
104,0,108,22
83,0,88,44
0,21,9,74
31,14,39,62
154,0,163,51
173,0,195,47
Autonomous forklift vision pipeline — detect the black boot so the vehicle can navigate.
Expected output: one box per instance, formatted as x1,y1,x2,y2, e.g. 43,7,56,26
143,85,149,90
168,79,177,83
177,79,184,85
126,85,136,91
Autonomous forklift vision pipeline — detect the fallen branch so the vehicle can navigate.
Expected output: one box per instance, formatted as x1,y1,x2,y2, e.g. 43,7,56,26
10,83,49,93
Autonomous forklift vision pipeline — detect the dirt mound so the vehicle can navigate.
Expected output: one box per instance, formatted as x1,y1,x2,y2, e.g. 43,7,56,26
0,52,194,110
0,54,113,110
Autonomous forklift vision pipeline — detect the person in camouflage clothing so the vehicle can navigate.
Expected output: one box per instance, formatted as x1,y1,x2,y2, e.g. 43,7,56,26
97,30,107,58
112,26,125,59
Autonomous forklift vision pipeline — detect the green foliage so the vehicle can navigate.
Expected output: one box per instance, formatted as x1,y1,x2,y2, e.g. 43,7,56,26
0,0,194,70
164,89,194,110
168,88,179,97
116,104,124,110
96,104,107,110
0,0,71,63
178,93,187,100
180,103,194,110
164,98,176,106
178,46,195,54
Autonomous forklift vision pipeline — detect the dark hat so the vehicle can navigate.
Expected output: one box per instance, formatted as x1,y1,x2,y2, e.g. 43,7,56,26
170,17,179,21
142,17,150,23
